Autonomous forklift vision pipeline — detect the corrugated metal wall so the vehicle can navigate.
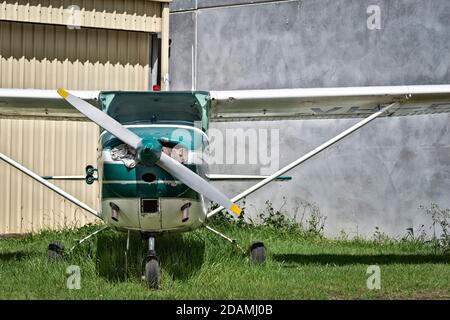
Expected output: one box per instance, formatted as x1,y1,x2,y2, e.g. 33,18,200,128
0,119,99,234
0,2,154,234
0,0,163,32
0,20,150,90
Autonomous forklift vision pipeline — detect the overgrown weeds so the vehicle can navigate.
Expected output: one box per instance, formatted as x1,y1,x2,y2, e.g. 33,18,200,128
208,197,326,239
209,198,450,256
419,203,450,254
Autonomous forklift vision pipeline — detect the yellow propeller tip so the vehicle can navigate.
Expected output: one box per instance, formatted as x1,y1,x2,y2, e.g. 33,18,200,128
230,203,241,215
57,89,69,98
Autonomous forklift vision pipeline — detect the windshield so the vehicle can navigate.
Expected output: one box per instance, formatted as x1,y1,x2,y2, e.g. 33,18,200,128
99,91,209,129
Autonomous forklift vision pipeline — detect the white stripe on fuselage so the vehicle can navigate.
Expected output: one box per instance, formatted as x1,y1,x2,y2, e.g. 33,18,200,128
102,180,182,185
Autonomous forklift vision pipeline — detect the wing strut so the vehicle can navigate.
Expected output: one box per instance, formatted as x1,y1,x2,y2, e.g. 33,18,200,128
206,102,399,219
0,152,102,220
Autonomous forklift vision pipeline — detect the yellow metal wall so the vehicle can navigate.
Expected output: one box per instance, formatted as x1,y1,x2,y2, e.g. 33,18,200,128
0,7,153,234
0,0,163,32
0,119,99,234
0,20,150,90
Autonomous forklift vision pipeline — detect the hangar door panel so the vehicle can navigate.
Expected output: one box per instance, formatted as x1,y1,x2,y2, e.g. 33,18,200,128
0,20,150,234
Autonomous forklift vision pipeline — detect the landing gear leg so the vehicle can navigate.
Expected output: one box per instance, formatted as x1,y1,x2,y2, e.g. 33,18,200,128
204,224,246,254
67,225,109,254
204,224,266,264
142,234,159,289
47,225,108,259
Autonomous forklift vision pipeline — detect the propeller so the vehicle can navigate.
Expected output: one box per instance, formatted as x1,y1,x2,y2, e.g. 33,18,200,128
57,89,241,216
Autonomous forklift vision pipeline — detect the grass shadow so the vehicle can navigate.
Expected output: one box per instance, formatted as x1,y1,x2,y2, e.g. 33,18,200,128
0,251,37,262
273,253,450,266
157,233,205,281
96,231,130,282
96,230,205,283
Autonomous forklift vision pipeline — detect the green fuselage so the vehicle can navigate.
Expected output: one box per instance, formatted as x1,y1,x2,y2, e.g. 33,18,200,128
97,91,211,233
99,126,205,200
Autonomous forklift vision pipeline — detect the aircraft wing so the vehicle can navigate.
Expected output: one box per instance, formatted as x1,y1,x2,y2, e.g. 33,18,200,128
0,88,99,120
209,84,450,121
2,85,450,121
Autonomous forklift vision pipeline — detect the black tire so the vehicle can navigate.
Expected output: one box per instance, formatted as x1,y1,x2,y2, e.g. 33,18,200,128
145,259,159,289
48,241,64,260
250,241,266,264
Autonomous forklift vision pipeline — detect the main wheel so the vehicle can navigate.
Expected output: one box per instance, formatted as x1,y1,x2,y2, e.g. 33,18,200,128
145,258,159,289
250,241,266,264
48,241,64,260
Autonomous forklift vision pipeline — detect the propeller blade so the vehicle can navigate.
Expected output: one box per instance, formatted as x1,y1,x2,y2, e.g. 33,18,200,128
157,153,241,216
57,89,142,149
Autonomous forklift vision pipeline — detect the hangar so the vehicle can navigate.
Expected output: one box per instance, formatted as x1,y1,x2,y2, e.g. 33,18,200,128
0,0,170,235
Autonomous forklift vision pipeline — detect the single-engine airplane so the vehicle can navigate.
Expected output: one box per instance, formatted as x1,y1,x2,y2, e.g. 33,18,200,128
1,84,450,288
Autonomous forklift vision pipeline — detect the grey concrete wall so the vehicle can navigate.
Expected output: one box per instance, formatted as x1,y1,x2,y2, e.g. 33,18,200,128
169,0,450,238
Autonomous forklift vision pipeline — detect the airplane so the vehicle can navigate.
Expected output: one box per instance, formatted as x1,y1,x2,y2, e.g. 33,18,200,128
1,84,450,289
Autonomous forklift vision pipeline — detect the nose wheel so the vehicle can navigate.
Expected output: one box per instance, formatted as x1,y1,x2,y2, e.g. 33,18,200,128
145,258,159,289
142,234,159,289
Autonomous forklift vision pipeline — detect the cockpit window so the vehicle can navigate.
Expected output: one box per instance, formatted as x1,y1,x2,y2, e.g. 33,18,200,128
99,91,208,128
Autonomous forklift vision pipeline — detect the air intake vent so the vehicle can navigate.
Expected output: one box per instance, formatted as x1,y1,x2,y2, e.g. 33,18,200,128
141,199,159,213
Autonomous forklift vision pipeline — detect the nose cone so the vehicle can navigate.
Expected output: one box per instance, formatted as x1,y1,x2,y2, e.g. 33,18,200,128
137,138,162,166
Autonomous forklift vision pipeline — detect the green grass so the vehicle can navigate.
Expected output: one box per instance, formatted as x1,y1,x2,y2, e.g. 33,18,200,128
0,223,449,299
